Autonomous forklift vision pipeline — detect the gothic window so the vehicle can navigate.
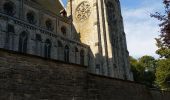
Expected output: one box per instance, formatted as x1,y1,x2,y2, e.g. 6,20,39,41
57,40,63,60
106,2,116,24
61,26,67,36
18,31,28,53
3,1,15,16
35,34,42,56
64,45,69,62
95,64,100,74
36,34,41,41
44,39,51,58
75,47,79,63
75,1,91,22
26,11,36,24
58,41,63,47
4,24,15,49
7,24,15,33
45,19,53,31
80,49,85,65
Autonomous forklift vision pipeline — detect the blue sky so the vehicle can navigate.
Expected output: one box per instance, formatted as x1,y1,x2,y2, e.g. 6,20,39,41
60,0,164,58
120,0,164,58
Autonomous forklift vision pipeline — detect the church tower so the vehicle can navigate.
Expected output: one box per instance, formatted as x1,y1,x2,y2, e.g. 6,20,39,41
67,0,133,80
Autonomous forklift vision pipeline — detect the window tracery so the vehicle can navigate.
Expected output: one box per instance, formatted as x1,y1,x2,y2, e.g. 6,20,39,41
61,26,67,36
27,11,36,24
18,31,28,53
80,49,85,65
64,45,69,62
45,19,54,31
3,1,15,16
75,1,91,22
44,39,51,58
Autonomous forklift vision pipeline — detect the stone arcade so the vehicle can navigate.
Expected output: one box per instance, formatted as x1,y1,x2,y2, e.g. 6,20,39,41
2,0,169,100
0,0,133,80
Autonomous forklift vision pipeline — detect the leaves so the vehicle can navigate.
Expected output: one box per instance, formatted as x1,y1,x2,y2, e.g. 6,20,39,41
150,0,170,90
155,59,170,90
151,0,170,53
129,56,156,87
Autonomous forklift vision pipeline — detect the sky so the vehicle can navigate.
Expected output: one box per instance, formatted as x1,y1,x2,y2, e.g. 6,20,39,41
61,0,164,58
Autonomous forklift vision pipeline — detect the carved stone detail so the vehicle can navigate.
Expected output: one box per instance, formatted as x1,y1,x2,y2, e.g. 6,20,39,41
75,1,91,22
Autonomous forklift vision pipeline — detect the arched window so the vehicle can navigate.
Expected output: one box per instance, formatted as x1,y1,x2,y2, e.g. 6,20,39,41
57,40,63,60
26,11,36,24
3,1,15,16
106,2,116,24
18,31,28,53
7,24,15,33
44,39,51,58
64,45,69,62
61,26,67,36
75,47,79,63
35,34,42,56
58,41,63,47
36,34,41,41
95,64,100,74
80,49,85,65
4,24,15,49
45,19,53,31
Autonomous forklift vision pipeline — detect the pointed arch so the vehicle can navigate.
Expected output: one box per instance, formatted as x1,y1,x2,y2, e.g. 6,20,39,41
45,19,54,31
18,31,28,53
26,11,36,24
57,40,64,61
4,24,15,50
44,39,51,58
80,49,85,65
3,1,16,16
64,45,69,62
75,47,79,64
58,40,63,47
35,34,42,56
61,26,67,36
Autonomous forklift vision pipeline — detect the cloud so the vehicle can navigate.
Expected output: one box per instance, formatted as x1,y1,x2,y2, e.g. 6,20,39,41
121,0,163,58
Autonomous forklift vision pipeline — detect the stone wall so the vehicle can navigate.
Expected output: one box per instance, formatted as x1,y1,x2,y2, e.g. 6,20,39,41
0,49,88,100
150,89,170,100
0,49,170,100
87,74,152,100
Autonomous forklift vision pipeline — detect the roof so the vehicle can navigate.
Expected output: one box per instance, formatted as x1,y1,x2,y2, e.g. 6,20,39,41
36,0,65,15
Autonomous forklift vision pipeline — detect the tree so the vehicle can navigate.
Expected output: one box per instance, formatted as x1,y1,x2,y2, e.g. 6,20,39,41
155,59,170,90
151,0,170,90
129,56,156,87
139,55,156,71
151,0,170,58
129,56,144,83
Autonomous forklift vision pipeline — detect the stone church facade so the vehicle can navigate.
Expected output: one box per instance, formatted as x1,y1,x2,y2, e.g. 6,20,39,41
0,0,133,80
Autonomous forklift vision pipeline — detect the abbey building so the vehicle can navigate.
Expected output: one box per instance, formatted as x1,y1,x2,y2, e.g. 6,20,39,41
0,0,133,80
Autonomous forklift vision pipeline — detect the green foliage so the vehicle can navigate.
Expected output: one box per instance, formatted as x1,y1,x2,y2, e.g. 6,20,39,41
139,55,156,71
129,56,156,87
155,59,170,90
151,0,170,90
151,0,170,58
156,45,170,58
